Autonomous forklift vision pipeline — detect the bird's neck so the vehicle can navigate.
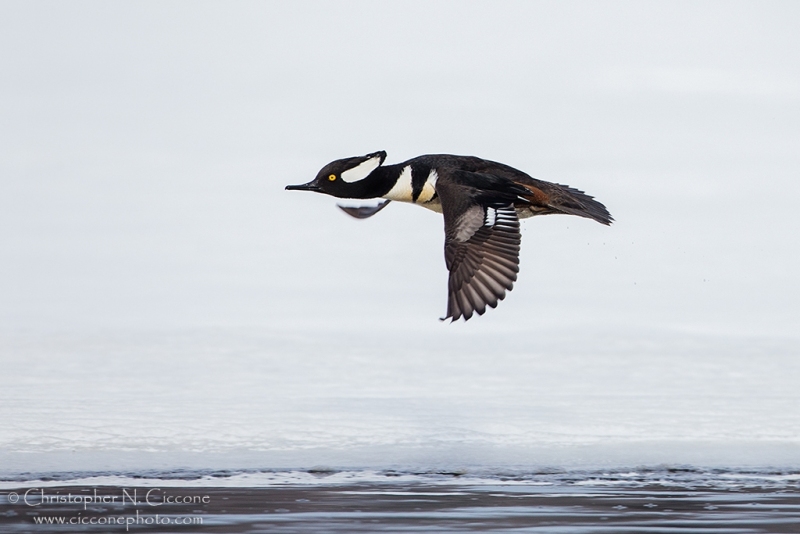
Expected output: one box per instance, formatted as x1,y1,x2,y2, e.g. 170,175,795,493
343,165,402,199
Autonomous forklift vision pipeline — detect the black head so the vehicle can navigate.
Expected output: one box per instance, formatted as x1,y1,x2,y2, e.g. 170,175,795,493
285,151,387,198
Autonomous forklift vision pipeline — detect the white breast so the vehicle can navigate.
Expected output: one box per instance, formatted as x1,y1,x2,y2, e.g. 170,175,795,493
417,169,438,203
382,165,414,201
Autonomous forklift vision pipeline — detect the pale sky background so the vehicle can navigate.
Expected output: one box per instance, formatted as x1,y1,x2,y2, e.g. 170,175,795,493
2,0,798,337
1,1,799,472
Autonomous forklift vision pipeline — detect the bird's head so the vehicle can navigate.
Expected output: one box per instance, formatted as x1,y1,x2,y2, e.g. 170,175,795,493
285,151,387,198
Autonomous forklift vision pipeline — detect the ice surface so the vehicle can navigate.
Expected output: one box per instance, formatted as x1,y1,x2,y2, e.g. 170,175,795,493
1,327,798,476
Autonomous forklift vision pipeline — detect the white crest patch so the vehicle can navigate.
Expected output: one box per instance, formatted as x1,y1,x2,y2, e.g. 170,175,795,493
383,166,413,201
340,154,382,183
417,169,438,203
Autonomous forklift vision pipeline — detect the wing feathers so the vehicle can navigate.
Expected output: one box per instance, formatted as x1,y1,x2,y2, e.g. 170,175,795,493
337,200,392,219
443,203,521,321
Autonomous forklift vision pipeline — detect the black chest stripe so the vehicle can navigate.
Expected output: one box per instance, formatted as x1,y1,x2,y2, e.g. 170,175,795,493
410,164,431,203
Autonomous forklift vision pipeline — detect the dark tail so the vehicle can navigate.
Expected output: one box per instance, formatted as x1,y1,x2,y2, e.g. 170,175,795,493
519,179,613,225
547,182,613,225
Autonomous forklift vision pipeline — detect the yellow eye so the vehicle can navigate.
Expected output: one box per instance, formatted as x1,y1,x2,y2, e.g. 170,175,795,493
328,174,337,181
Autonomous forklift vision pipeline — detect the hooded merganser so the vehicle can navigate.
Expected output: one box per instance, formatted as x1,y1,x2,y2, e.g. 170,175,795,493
286,151,612,321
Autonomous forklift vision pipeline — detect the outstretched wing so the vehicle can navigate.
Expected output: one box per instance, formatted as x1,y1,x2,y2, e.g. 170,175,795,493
442,204,520,321
437,175,522,322
337,200,392,219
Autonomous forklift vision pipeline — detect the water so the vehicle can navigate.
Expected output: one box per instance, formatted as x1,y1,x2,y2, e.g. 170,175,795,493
2,469,799,532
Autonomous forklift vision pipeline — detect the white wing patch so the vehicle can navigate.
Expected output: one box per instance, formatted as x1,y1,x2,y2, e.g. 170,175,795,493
383,165,414,201
417,169,438,203
454,205,486,242
340,154,382,183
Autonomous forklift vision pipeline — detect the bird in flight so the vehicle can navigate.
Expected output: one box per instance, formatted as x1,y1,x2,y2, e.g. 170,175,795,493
286,151,612,321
